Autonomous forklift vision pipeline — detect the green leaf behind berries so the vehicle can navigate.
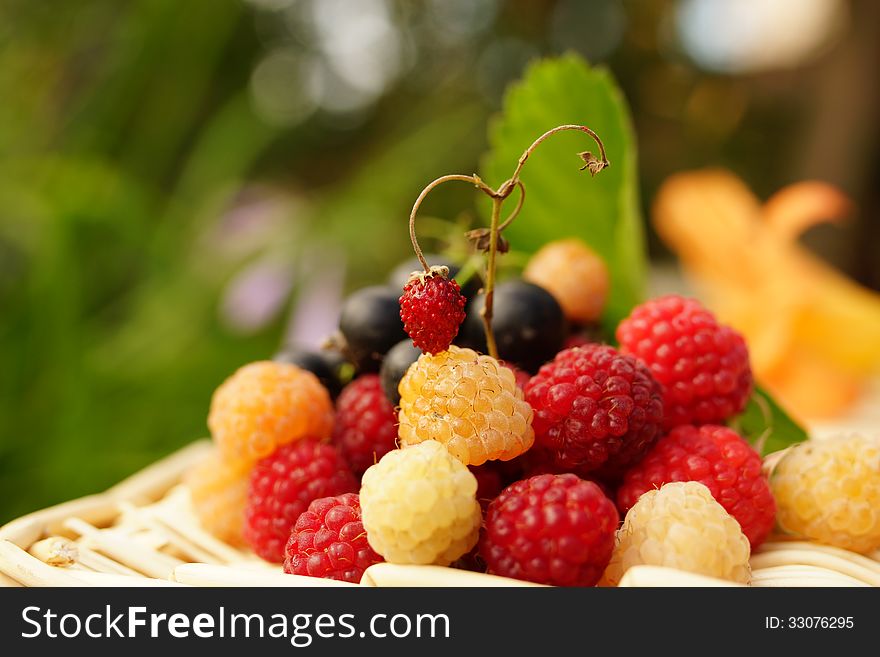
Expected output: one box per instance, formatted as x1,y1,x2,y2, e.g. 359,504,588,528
731,385,808,456
480,53,646,332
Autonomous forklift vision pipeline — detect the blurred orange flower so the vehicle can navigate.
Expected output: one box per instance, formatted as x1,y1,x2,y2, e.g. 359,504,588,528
653,169,880,420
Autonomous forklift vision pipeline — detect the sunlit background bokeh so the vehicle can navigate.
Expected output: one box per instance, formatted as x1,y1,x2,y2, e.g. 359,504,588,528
1,0,878,521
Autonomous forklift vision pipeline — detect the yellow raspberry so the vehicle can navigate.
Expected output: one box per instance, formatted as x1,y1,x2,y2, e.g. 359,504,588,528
523,238,609,324
360,441,481,565
397,345,534,465
208,361,334,465
184,450,249,547
771,435,880,553
603,481,751,586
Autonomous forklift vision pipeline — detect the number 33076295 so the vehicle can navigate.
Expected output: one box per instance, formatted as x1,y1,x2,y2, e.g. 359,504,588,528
766,617,854,629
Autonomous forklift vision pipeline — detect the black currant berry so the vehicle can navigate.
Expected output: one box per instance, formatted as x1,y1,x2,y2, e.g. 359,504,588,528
338,285,407,372
388,254,481,300
379,339,422,405
273,346,352,400
459,279,566,374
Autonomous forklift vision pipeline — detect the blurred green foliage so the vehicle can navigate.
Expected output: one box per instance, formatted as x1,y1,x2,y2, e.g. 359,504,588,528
482,55,645,331
732,386,808,456
0,1,273,520
0,0,491,520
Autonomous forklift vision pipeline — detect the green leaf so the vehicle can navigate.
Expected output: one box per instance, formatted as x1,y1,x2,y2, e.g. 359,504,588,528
480,54,646,332
731,386,808,456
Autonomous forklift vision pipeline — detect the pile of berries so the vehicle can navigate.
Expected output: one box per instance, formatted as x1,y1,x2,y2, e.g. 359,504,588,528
186,235,878,588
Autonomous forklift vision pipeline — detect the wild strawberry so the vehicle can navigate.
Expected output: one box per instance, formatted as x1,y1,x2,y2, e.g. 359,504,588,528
399,266,467,354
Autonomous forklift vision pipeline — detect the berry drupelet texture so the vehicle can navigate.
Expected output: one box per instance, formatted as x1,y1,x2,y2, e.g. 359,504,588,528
399,268,467,355
480,473,618,586
603,481,751,585
501,362,531,391
208,361,334,465
283,493,383,583
332,374,398,476
524,344,664,476
397,345,534,465
617,424,775,548
185,449,249,548
244,439,358,562
616,295,753,429
360,441,482,566
771,435,880,553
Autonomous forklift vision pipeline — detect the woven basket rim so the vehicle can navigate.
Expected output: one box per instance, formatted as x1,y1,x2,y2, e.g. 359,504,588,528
0,440,213,549
2,440,877,588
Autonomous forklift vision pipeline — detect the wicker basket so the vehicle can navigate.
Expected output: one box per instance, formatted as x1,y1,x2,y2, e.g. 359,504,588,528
1,440,878,588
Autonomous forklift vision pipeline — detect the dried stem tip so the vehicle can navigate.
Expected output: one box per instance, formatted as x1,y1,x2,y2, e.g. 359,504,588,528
466,228,509,254
578,151,608,176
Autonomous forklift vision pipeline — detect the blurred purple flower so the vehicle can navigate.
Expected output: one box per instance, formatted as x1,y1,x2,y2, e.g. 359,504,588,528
221,259,296,334
285,248,346,349
205,185,302,259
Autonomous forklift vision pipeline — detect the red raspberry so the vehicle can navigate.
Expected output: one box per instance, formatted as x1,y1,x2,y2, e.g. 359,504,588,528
617,424,776,548
480,474,618,586
524,345,664,476
283,493,383,583
616,295,753,429
244,439,358,562
332,375,398,475
399,267,466,354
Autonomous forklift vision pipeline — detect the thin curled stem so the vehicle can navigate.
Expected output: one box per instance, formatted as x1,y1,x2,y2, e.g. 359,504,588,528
505,124,608,193
480,197,503,358
408,174,492,272
497,180,525,232
405,124,607,356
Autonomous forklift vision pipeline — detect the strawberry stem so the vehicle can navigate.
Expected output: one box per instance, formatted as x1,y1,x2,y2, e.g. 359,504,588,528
497,181,525,232
481,196,503,359
405,124,607,360
408,174,494,272
504,124,608,192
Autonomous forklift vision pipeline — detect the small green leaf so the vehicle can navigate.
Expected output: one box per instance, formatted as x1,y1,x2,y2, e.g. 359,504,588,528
480,54,646,332
731,386,808,456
